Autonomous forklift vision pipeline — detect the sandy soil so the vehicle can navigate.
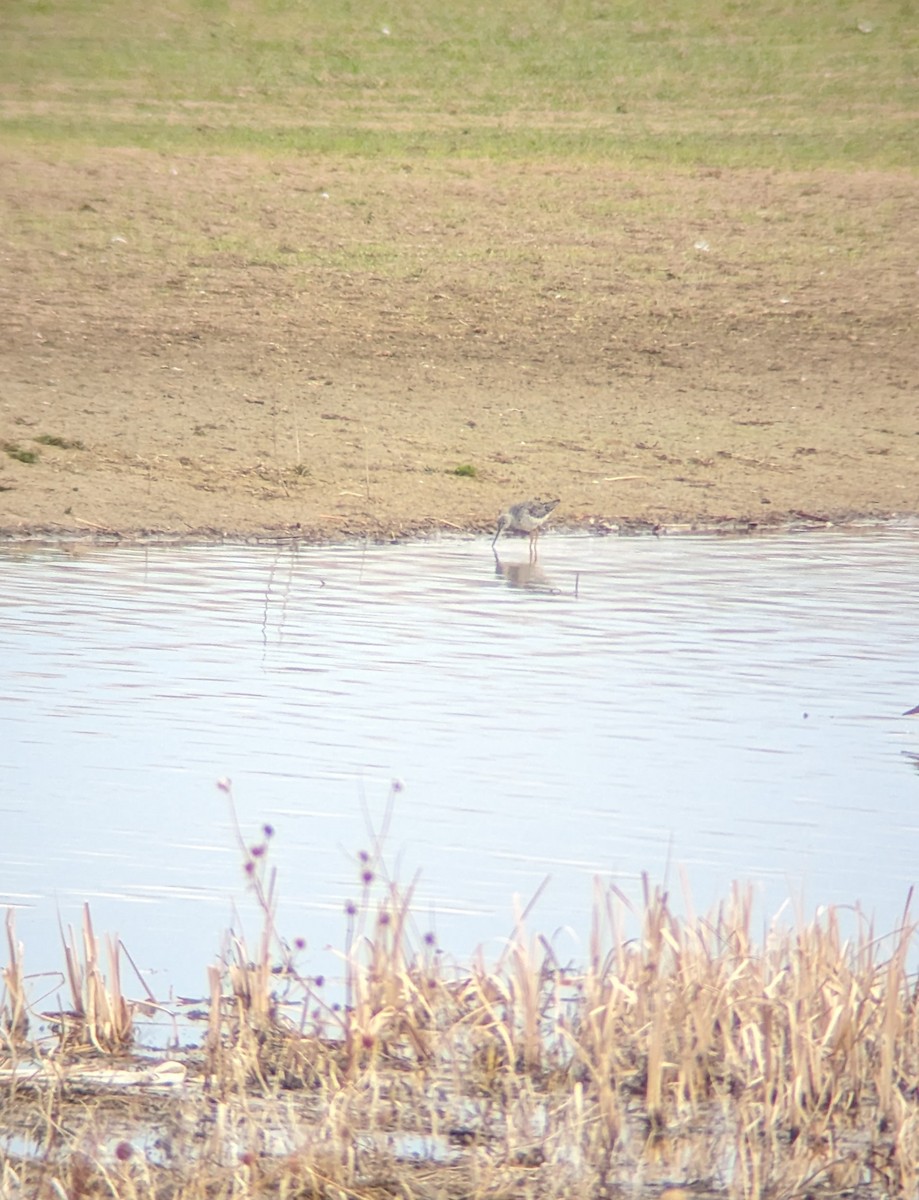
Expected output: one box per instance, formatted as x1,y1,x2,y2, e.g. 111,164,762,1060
1,149,916,542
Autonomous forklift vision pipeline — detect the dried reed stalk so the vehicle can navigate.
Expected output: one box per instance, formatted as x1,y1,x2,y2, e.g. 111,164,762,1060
57,904,133,1052
1,910,28,1044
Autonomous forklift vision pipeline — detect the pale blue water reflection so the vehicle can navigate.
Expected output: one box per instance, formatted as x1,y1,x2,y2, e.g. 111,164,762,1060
2,528,918,999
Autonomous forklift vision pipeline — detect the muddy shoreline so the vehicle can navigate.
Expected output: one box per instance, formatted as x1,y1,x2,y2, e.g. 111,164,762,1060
2,152,917,542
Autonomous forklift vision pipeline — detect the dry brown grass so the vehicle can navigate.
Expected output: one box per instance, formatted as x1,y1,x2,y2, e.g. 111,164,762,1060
3,829,919,1198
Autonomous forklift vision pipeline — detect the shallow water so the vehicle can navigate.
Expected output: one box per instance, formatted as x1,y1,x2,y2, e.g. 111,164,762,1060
2,527,919,1000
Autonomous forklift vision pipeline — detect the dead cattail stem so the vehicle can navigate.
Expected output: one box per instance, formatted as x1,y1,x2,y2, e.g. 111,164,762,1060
1,910,28,1044
54,905,134,1052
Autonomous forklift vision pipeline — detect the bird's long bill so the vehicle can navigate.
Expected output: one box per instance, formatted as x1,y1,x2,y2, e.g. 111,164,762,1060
491,528,500,546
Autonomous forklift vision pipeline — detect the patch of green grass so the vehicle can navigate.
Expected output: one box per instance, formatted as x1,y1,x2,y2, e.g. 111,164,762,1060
452,464,478,478
0,0,915,168
34,433,85,450
6,115,915,169
3,442,40,464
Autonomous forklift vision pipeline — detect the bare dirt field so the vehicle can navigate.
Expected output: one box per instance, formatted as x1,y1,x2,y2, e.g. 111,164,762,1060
1,148,916,542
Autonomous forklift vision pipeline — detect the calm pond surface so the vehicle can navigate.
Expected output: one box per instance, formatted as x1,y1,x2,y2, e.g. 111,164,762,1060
2,527,919,1001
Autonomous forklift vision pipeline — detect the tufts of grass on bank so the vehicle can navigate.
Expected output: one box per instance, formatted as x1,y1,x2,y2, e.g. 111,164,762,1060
3,796,919,1197
0,0,916,168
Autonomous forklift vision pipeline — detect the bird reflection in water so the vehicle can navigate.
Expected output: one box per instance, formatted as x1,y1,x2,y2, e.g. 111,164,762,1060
492,550,574,596
493,552,552,591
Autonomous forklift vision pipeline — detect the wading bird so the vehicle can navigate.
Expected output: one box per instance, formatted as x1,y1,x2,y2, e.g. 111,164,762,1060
491,498,560,559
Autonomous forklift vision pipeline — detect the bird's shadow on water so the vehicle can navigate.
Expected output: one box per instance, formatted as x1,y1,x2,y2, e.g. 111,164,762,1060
492,548,573,596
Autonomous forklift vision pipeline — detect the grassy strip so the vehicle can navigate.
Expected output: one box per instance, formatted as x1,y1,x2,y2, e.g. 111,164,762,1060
4,116,914,168
1,0,915,167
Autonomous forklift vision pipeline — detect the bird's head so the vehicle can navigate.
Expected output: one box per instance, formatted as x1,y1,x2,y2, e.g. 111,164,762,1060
492,511,510,545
